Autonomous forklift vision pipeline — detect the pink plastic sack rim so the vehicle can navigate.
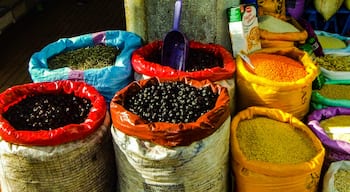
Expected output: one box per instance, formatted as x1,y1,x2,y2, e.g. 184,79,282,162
0,80,107,146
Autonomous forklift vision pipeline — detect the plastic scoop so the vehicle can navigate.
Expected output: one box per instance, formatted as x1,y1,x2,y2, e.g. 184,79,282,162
237,51,255,73
161,0,188,71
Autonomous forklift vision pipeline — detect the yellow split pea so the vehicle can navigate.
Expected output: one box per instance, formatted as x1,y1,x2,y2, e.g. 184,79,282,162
237,117,317,164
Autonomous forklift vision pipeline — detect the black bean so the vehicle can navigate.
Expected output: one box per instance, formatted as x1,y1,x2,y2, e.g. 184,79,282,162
3,93,92,131
124,81,218,123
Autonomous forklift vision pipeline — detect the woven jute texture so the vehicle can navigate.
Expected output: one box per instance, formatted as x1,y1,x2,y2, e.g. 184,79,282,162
0,113,116,192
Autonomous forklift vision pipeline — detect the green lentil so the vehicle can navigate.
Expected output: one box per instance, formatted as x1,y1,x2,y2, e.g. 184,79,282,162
47,44,120,70
316,84,350,100
320,115,350,142
237,117,317,164
334,169,350,192
316,55,350,71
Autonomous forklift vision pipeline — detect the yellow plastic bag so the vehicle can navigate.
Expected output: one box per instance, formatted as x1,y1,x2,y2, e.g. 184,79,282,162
236,47,318,119
231,106,325,192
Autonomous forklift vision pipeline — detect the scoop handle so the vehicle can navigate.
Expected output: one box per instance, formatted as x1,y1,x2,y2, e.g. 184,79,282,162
173,0,182,30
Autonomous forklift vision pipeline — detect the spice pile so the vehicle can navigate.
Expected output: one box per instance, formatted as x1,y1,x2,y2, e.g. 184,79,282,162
47,44,120,70
316,84,350,100
316,55,350,71
334,169,350,192
320,115,350,142
236,117,317,164
248,53,307,82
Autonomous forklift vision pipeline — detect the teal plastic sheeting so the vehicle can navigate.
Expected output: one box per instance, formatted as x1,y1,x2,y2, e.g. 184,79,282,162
29,30,142,103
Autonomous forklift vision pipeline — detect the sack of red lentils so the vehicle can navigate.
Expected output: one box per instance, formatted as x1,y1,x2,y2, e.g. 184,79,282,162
323,160,350,192
311,79,350,110
110,77,231,192
307,107,350,169
236,47,318,119
29,30,142,103
231,106,325,192
0,80,116,191
131,40,237,115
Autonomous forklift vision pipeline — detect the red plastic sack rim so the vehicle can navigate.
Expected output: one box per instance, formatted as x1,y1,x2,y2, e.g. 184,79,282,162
131,40,236,82
110,77,231,147
0,80,107,146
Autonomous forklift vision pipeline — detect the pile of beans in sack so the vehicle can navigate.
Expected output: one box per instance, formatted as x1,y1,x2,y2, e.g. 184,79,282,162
109,77,232,192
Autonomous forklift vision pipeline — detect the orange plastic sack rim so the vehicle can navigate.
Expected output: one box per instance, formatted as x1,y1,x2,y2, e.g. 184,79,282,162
110,77,230,147
131,40,236,82
0,80,107,146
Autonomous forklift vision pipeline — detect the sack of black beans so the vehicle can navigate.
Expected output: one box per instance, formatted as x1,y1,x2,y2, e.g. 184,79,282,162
307,107,350,171
311,79,350,110
0,80,116,191
131,40,237,115
110,77,231,192
29,30,142,104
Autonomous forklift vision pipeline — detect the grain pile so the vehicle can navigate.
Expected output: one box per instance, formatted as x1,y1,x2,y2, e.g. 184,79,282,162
237,117,317,164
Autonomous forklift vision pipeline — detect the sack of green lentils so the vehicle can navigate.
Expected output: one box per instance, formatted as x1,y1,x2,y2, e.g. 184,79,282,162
131,40,236,115
236,47,318,119
29,30,142,104
323,160,350,192
110,77,231,192
307,107,350,170
231,106,325,192
311,79,350,110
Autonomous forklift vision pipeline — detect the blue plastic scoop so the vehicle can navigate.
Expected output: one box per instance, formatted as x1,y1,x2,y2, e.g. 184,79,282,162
161,0,188,71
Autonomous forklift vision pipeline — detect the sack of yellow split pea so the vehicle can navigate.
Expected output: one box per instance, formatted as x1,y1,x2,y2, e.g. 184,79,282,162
230,106,325,192
236,47,318,119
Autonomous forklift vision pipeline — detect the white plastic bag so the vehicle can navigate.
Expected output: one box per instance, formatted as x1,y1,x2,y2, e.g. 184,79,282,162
323,160,350,192
111,117,231,192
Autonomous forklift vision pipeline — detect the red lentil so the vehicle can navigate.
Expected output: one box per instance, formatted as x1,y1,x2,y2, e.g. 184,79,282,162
248,53,307,82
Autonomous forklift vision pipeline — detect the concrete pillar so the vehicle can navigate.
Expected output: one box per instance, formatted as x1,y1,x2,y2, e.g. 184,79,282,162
124,0,240,51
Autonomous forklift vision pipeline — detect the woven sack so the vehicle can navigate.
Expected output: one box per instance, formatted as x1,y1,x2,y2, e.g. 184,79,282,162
29,30,142,103
110,77,231,191
131,40,236,115
231,106,325,192
236,47,318,119
0,81,116,191
307,107,350,169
